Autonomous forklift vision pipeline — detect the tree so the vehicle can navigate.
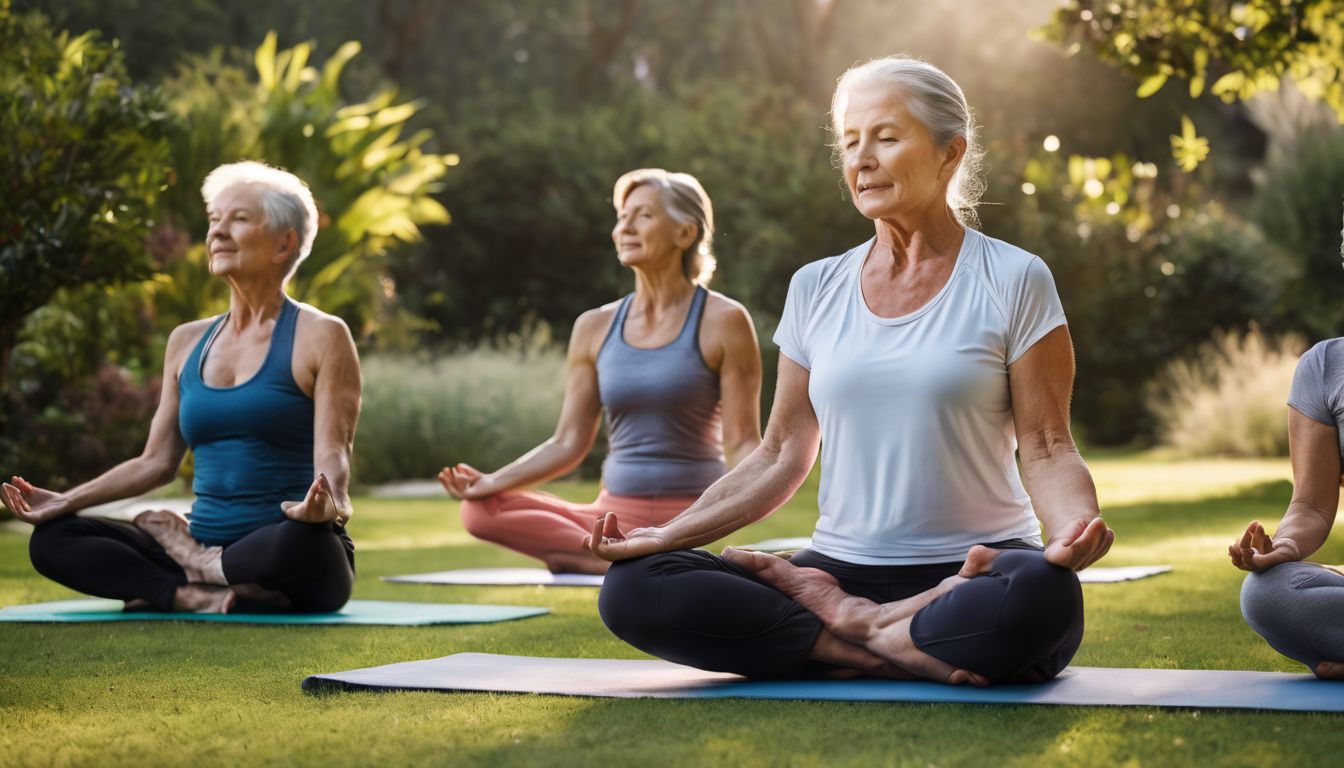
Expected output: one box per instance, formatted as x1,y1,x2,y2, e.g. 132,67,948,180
0,4,172,399
1044,0,1344,117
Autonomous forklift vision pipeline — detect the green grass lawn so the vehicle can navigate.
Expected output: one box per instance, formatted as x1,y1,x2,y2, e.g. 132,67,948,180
3,455,1342,767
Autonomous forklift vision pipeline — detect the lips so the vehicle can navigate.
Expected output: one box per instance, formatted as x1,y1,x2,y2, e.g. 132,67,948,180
858,182,892,193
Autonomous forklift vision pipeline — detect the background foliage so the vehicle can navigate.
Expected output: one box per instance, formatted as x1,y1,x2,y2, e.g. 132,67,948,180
5,0,1344,487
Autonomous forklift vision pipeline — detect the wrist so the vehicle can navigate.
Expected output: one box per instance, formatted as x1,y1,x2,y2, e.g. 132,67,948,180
1271,537,1302,559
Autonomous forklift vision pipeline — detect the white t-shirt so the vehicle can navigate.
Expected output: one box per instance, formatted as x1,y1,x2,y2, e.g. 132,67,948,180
773,228,1066,565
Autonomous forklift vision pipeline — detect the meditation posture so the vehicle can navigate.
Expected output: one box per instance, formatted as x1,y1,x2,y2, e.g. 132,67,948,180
1231,338,1344,678
437,169,762,575
588,56,1114,684
2,161,361,614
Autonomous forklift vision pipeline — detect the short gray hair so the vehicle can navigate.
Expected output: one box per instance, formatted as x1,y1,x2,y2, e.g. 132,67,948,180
612,168,716,286
831,56,986,228
201,160,319,278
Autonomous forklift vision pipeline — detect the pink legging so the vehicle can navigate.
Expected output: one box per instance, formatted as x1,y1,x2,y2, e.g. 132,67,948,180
459,489,695,565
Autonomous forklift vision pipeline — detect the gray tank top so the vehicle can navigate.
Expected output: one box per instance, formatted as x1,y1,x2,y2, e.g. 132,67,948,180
596,286,727,496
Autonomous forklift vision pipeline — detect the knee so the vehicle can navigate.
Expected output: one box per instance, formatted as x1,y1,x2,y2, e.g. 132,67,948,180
458,498,499,540
1240,565,1301,634
994,551,1084,657
28,516,83,577
598,555,668,645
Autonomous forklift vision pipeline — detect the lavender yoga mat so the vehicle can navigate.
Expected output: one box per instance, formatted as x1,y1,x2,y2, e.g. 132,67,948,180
302,652,1340,712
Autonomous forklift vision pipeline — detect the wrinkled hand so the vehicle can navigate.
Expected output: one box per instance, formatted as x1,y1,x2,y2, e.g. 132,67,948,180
1227,521,1300,572
437,463,498,501
582,513,668,562
1044,516,1114,571
1,476,70,525
281,474,345,524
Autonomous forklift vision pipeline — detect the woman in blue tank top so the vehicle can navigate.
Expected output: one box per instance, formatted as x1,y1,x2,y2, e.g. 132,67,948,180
4,161,362,614
437,169,763,574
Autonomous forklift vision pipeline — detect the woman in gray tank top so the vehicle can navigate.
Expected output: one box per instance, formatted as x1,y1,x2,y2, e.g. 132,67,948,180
1231,337,1344,678
437,169,762,574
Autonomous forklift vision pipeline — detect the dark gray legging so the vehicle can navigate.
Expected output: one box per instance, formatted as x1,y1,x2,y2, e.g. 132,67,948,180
599,545,1084,682
1241,562,1344,671
28,515,354,613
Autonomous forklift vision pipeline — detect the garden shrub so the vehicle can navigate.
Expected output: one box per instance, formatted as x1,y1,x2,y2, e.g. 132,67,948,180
1148,326,1304,457
354,342,590,486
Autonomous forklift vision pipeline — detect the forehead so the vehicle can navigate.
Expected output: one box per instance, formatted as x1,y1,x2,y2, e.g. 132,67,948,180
839,80,917,134
621,183,664,211
208,183,265,213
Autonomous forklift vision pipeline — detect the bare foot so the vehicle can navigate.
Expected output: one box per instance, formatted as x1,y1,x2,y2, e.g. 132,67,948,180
1316,660,1344,679
542,551,611,575
723,546,990,687
172,584,235,613
959,545,1002,578
723,547,891,646
134,510,226,585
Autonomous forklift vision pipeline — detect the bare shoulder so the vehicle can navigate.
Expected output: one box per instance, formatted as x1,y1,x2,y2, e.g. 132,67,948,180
570,300,623,359
702,290,756,340
293,302,357,350
164,317,218,373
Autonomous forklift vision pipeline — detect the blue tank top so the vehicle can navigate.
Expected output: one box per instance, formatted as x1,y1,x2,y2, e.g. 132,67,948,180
178,299,314,545
596,286,727,496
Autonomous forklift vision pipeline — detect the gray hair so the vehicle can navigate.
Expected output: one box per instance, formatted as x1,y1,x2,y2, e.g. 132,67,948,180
830,56,986,228
612,168,716,286
201,160,319,278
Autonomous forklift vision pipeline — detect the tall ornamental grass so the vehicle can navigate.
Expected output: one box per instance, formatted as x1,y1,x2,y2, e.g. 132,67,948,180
355,348,568,484
1148,327,1305,457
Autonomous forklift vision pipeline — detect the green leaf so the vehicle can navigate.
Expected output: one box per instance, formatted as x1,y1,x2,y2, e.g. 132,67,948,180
255,32,277,90
1136,73,1167,98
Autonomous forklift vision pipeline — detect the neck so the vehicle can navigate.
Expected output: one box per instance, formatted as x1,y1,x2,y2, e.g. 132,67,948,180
224,276,288,329
630,259,695,312
870,205,965,272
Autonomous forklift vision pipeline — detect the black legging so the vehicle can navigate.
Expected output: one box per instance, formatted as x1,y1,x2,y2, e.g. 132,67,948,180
599,543,1083,683
28,515,355,613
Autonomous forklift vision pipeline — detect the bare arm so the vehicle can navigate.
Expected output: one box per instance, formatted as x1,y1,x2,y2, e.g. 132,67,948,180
439,310,605,499
3,323,200,523
282,315,362,525
1009,325,1113,570
705,297,763,467
585,353,819,560
1230,408,1339,571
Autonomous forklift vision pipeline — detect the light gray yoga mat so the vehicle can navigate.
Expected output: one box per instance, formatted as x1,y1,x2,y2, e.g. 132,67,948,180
383,568,604,587
0,599,547,625
383,563,1171,588
303,652,1341,712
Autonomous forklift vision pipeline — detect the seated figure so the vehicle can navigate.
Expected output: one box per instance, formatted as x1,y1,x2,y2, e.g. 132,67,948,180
3,161,362,614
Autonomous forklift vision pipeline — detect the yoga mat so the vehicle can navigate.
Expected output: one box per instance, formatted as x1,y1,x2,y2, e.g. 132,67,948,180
0,599,547,626
383,568,604,587
382,564,1171,587
737,539,1172,584
303,652,1342,712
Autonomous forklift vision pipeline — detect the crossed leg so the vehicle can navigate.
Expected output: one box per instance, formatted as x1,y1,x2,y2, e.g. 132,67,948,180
722,545,1004,685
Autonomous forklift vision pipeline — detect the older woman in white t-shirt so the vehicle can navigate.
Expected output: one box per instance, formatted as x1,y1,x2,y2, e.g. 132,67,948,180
585,56,1114,684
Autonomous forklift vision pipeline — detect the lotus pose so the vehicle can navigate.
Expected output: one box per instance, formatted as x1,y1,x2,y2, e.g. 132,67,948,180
587,57,1114,684
3,161,361,614
1232,337,1344,678
438,169,762,575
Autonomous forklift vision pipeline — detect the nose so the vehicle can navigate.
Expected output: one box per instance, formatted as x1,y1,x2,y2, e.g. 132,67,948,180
846,138,877,172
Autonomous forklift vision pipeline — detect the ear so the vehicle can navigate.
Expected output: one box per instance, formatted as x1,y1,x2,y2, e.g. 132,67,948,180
673,221,699,252
274,229,299,265
939,135,967,183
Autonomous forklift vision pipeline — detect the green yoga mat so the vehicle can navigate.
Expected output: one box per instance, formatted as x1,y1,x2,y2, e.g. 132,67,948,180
0,599,547,626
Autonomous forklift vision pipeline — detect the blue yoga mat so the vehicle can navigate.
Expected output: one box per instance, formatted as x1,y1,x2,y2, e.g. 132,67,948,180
302,652,1342,712
0,599,547,626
